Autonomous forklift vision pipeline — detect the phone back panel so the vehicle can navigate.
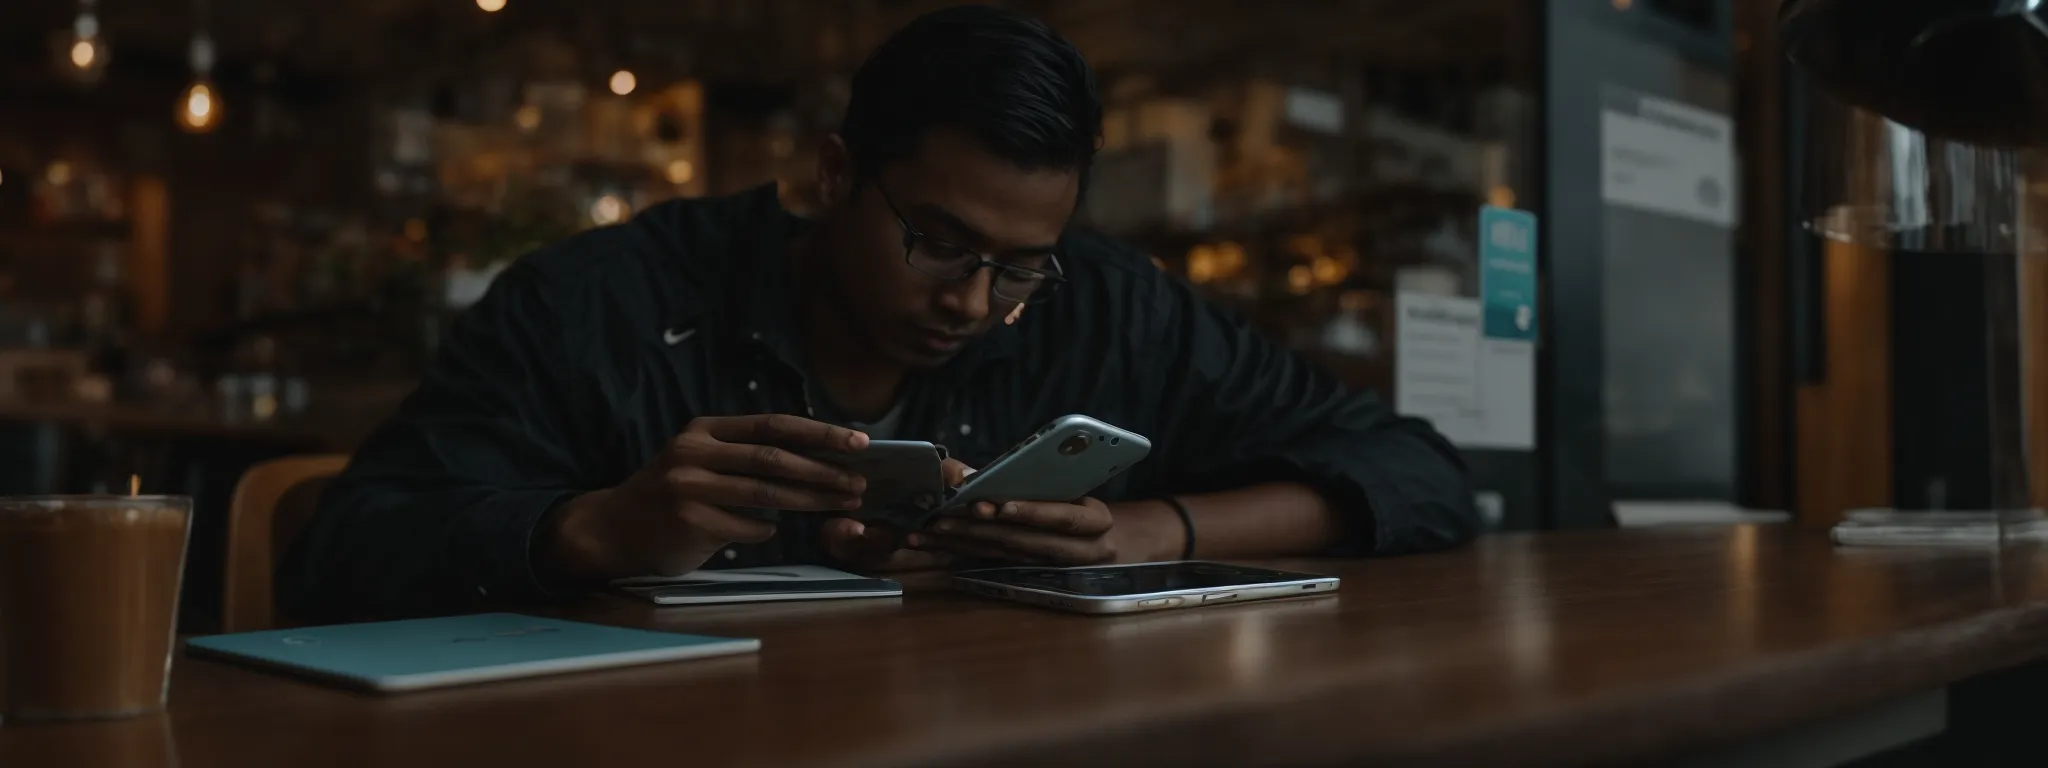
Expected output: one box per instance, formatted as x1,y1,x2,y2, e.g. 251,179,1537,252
810,440,948,530
949,415,1151,509
835,440,948,510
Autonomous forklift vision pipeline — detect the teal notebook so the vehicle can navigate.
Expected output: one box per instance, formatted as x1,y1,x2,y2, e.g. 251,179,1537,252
186,613,758,692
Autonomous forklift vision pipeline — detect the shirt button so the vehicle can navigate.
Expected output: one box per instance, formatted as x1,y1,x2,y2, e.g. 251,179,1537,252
959,423,973,436
722,548,739,561
747,380,759,391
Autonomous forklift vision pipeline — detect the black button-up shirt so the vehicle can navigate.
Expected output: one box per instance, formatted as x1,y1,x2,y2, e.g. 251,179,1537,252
281,186,1479,619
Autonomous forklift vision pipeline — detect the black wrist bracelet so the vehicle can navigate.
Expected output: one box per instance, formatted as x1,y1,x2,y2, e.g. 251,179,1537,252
1159,496,1195,561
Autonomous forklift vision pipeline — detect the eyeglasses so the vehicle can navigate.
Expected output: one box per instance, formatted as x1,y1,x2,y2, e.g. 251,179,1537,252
875,182,1066,305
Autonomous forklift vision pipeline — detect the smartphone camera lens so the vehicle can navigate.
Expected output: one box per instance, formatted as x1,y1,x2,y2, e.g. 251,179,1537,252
1059,435,1091,455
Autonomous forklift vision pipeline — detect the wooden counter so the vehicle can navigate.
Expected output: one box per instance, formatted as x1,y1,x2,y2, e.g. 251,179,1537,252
0,383,411,451
0,398,338,447
9,526,2048,767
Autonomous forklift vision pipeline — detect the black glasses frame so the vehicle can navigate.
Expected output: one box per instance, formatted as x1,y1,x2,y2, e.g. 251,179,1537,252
874,182,1067,305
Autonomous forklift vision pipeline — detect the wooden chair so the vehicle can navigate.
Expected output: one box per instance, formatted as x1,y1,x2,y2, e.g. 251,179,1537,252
222,454,349,632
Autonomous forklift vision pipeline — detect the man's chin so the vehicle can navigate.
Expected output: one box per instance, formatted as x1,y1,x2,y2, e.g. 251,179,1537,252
892,345,962,369
886,336,968,369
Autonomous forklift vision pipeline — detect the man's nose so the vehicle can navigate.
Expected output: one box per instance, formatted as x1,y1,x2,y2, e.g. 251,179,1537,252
936,266,993,323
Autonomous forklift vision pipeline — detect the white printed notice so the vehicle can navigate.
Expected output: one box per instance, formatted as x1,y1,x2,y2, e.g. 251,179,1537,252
1600,93,1736,228
1395,292,1535,450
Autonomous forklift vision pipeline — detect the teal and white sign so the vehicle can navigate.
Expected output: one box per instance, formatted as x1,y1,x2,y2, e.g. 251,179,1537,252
1479,206,1538,341
1395,207,1538,451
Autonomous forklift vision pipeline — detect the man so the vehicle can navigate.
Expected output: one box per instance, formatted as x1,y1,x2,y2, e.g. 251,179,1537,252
281,5,1478,619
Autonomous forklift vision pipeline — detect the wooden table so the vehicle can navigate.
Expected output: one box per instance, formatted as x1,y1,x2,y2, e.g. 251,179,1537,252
10,526,2048,767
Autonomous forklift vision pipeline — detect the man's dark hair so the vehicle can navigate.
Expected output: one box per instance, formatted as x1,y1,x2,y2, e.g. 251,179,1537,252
838,5,1102,194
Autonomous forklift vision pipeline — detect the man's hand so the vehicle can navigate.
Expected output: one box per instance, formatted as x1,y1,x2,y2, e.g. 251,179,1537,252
907,497,1186,566
818,457,975,572
538,414,869,583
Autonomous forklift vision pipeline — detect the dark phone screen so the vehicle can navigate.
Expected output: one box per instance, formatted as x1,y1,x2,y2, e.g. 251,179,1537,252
961,563,1324,596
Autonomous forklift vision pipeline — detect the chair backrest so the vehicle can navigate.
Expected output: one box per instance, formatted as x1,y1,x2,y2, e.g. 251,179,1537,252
223,454,348,633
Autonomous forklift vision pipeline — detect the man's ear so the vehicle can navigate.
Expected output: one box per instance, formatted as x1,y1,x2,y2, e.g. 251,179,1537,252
816,134,854,207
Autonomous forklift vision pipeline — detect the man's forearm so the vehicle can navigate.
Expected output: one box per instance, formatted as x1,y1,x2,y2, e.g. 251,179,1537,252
1110,482,1346,561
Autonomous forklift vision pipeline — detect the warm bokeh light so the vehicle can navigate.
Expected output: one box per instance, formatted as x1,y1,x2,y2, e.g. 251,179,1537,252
476,0,507,12
1286,265,1315,295
1611,0,1633,9
590,194,629,225
403,218,429,243
1213,241,1247,276
1185,241,1249,285
69,39,98,69
665,159,694,185
1310,256,1348,285
513,103,542,132
1488,184,1518,209
252,392,279,420
1186,244,1217,283
609,70,637,96
176,81,221,133
65,13,106,81
46,161,73,186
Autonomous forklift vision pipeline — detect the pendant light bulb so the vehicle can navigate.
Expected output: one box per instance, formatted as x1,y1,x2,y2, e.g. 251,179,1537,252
176,35,221,133
63,6,109,83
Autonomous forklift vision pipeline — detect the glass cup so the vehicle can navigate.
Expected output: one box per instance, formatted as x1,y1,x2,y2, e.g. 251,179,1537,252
1796,92,2045,537
0,495,193,721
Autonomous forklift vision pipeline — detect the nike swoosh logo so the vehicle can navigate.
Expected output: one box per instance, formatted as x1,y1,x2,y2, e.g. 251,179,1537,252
663,327,696,345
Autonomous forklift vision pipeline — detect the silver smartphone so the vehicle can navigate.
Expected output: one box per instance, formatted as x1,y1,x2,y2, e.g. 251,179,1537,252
945,415,1151,512
811,439,949,530
952,562,1340,614
727,440,947,527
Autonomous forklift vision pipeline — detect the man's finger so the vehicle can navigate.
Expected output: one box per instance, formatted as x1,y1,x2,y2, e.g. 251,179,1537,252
698,441,866,494
697,414,868,452
677,502,778,544
872,548,956,572
819,518,876,563
907,531,1037,564
823,519,957,571
986,500,1113,536
941,458,977,487
668,467,861,511
920,518,1110,565
822,518,896,561
857,525,959,571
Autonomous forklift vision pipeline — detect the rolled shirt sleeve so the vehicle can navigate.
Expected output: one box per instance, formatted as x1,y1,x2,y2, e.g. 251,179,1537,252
279,264,595,619
1139,272,1482,555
